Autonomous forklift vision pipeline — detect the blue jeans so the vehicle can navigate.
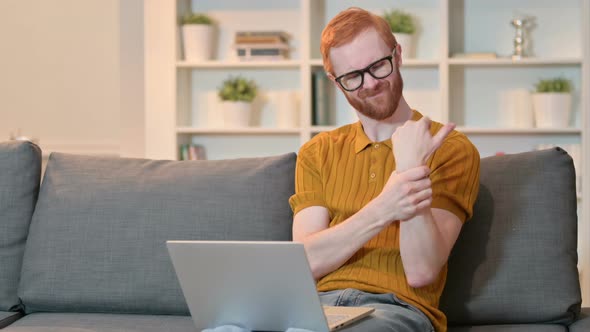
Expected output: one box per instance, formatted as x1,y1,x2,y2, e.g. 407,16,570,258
202,288,434,332
319,289,434,332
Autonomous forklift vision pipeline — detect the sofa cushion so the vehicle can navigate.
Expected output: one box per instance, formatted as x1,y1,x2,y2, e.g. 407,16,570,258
18,153,296,315
0,141,42,311
1,313,196,332
568,308,590,332
440,148,580,325
448,325,566,332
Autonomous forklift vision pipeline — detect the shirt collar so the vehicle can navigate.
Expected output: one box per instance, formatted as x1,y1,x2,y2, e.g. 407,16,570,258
353,121,393,153
353,110,422,154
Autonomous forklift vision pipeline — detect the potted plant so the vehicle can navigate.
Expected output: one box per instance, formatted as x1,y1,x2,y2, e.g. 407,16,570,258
531,78,573,128
382,10,417,58
181,12,215,61
218,76,258,127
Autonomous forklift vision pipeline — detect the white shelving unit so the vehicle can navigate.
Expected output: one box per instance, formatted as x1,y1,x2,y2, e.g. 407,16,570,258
176,60,302,69
448,58,583,66
145,0,590,303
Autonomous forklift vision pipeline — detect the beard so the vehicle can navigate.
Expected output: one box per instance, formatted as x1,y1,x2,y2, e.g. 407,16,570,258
345,67,403,121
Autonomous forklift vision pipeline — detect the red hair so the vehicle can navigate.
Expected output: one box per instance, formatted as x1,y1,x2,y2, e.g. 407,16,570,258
320,7,396,75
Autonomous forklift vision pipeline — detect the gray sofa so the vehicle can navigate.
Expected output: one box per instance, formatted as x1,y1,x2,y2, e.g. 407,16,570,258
0,140,588,332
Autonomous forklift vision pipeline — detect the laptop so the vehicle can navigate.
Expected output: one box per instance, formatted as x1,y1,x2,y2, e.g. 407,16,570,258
166,241,374,332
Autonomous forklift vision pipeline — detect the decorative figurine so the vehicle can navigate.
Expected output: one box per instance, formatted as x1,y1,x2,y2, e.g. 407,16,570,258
510,16,534,60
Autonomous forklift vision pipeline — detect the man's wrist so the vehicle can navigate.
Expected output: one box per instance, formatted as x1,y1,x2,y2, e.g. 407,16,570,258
396,162,424,172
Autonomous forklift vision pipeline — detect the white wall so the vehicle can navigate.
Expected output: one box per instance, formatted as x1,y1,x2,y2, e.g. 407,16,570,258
120,0,146,157
0,0,145,157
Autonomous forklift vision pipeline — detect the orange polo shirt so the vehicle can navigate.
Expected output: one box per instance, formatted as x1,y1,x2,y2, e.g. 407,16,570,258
289,110,480,332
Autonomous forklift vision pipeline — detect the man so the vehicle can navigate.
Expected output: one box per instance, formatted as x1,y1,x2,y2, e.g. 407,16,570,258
289,7,480,332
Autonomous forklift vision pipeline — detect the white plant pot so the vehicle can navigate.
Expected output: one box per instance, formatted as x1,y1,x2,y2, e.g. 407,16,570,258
182,24,214,61
499,89,534,128
222,101,252,127
275,91,300,129
532,93,572,128
393,32,415,58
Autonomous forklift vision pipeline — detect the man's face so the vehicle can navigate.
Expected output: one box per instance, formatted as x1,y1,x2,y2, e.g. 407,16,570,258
329,28,403,121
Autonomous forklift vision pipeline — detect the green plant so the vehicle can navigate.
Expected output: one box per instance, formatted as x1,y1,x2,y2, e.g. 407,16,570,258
180,12,213,25
534,78,573,93
218,76,258,102
382,10,416,34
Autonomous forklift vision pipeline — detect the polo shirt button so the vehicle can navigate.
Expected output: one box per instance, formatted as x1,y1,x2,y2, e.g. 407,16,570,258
374,144,380,149
370,172,376,179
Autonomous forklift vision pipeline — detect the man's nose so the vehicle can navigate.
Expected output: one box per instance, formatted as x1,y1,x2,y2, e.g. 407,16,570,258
362,72,379,90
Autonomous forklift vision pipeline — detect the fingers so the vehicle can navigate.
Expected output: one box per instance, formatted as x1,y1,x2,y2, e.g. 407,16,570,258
413,177,432,192
413,187,433,202
402,178,431,197
399,189,433,221
418,116,431,128
397,165,430,181
414,196,433,213
397,176,431,198
410,188,433,213
392,117,430,138
432,123,456,150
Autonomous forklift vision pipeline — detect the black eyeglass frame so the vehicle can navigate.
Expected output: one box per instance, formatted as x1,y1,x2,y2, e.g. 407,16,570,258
334,46,398,92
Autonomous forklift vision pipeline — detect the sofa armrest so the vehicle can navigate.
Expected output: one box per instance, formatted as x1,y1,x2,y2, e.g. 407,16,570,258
0,311,24,329
569,307,590,332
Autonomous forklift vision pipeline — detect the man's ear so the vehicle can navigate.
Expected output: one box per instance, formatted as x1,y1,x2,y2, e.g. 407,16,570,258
396,43,403,67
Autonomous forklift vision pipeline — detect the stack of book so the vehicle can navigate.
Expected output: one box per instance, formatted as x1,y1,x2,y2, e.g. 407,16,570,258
311,71,332,126
233,31,291,61
451,52,497,59
179,144,207,161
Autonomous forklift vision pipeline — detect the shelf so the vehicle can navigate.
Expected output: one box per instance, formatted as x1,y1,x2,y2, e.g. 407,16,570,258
309,59,323,66
176,60,301,69
457,127,581,135
309,58,440,68
312,126,581,135
176,127,301,135
311,125,338,133
448,57,582,66
311,57,581,67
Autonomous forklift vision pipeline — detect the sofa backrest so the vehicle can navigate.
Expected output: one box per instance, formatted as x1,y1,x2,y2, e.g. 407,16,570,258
0,141,41,311
440,148,581,326
18,152,296,315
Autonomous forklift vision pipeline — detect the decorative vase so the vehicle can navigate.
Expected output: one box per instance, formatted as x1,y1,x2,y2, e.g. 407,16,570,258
182,24,214,61
531,93,572,128
393,32,415,58
499,89,534,128
275,91,300,129
222,101,252,127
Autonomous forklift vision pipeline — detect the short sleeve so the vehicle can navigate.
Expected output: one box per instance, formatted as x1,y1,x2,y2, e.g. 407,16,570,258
289,139,328,215
428,134,480,222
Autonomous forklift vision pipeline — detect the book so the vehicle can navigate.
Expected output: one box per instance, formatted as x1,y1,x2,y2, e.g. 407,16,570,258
179,144,207,161
235,31,290,44
312,71,331,126
451,52,497,59
234,43,290,61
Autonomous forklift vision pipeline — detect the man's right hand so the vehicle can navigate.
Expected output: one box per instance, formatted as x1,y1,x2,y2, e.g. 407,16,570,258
292,167,432,280
370,165,432,223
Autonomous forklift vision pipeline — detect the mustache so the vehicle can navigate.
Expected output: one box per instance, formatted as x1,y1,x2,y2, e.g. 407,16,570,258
358,80,388,98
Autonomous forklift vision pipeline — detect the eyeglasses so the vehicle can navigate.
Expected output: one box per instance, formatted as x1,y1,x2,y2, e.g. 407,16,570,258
334,47,397,92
